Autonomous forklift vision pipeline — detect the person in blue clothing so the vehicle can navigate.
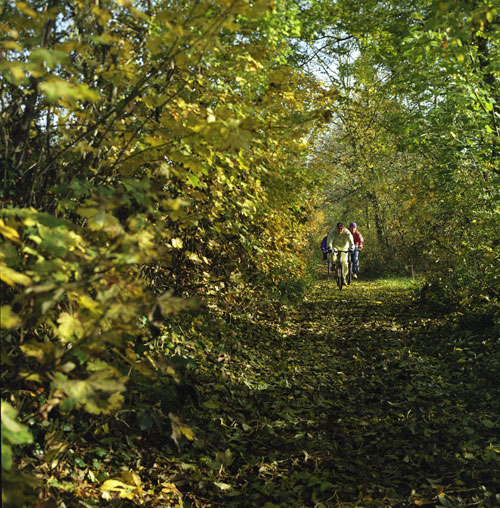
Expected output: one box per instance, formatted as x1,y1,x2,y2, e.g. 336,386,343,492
320,235,329,261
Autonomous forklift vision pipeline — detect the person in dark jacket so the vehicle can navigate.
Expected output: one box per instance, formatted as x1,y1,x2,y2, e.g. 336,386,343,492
320,235,329,261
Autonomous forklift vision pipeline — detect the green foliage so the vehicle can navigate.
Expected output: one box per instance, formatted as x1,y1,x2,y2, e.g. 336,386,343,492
1,401,33,471
305,0,499,325
1,401,39,508
1,0,499,505
0,1,333,505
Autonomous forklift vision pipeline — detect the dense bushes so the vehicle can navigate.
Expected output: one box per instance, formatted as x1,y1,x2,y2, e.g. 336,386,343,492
0,1,333,504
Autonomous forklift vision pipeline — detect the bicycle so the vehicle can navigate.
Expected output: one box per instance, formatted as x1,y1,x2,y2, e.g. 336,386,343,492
327,252,333,276
347,249,354,285
330,249,353,290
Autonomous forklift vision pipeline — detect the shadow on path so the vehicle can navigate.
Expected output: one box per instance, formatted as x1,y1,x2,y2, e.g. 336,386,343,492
180,278,499,507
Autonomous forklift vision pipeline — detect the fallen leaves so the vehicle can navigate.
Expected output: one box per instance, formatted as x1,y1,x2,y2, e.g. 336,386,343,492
13,277,499,507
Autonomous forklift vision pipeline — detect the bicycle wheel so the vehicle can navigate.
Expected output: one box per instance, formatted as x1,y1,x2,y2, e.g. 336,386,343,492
336,261,344,290
346,252,352,285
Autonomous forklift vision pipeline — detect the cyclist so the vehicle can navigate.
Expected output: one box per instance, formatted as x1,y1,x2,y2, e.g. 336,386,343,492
348,222,364,278
327,222,354,285
320,235,329,261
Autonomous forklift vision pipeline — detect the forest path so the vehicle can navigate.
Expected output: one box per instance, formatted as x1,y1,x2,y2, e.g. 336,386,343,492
183,276,498,508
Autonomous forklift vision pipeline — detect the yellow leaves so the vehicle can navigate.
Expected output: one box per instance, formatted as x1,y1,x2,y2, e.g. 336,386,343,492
171,237,183,249
5,63,26,81
488,444,500,454
0,218,20,242
101,471,143,501
283,91,303,109
76,140,98,156
296,138,309,151
92,5,112,25
207,109,217,123
53,369,126,415
485,10,496,23
0,265,32,286
269,67,293,88
39,77,99,105
184,159,207,175
16,2,37,18
20,341,59,365
2,40,23,51
180,425,195,440
77,207,124,237
174,96,187,110
0,306,22,329
105,300,141,326
167,150,209,179
162,196,191,219
169,412,195,445
136,230,155,251
243,55,264,73
161,482,183,497
187,251,202,263
144,135,164,147
57,312,84,341
187,252,209,264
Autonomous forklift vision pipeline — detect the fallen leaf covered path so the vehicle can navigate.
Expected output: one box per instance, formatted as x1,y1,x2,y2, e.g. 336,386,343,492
178,277,499,508
49,277,498,507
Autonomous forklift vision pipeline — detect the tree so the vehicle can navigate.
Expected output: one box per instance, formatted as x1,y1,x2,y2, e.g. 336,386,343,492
305,0,499,316
1,1,335,504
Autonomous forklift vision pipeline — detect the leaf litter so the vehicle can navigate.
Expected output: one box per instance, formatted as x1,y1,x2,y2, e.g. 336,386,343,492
37,277,499,507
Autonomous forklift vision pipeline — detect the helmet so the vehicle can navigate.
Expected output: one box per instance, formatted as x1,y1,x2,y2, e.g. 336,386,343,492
336,222,343,228
349,222,357,228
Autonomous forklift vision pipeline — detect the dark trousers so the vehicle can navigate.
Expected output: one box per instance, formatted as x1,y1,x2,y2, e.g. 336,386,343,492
352,247,360,273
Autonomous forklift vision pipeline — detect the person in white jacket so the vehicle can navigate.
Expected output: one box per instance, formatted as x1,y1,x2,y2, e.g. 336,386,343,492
326,222,354,284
